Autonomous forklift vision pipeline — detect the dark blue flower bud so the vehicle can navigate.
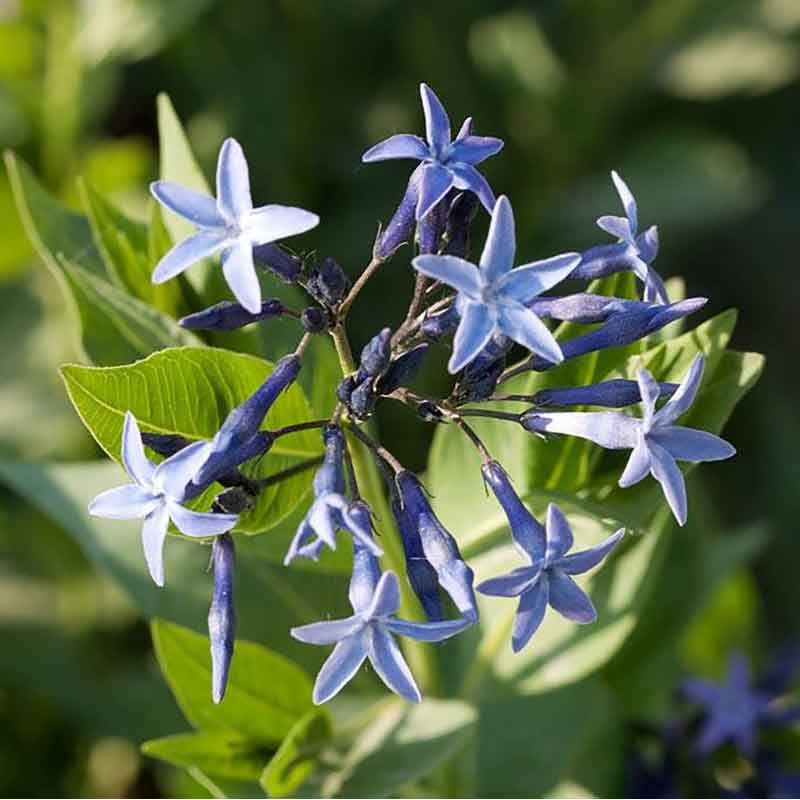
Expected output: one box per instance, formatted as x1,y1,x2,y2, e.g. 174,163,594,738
528,293,649,324
193,355,300,486
300,305,328,333
208,533,235,703
314,425,346,497
397,471,478,622
420,305,459,340
141,432,191,457
306,257,350,307
253,242,302,282
570,242,637,281
530,379,678,409
416,190,450,255
375,166,421,260
349,378,378,419
359,328,392,377
179,299,285,331
337,374,356,404
527,298,707,371
443,191,479,258
454,334,512,402
213,486,255,515
377,343,429,394
391,496,443,621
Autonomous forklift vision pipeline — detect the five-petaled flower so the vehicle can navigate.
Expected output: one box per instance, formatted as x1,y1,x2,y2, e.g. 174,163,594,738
292,534,469,704
476,494,624,653
88,412,238,587
413,195,580,373
362,83,503,220
150,137,319,313
521,354,736,525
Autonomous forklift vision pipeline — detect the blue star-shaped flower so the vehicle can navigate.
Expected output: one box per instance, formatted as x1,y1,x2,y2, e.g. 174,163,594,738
88,412,238,586
292,536,469,704
522,354,736,525
412,195,580,372
362,83,503,220
476,500,624,652
151,137,319,313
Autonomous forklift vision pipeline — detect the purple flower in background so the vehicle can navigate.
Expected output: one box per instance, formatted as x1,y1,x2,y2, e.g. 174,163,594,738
292,534,469,704
413,195,580,372
362,83,503,219
284,428,383,564
522,354,736,525
150,138,319,312
88,412,238,586
476,498,624,652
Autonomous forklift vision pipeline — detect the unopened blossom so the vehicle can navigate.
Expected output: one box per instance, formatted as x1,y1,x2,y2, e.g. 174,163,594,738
362,83,503,220
476,484,624,652
530,378,677,409
179,298,286,331
413,195,580,373
522,354,735,525
88,412,238,586
208,533,235,704
292,534,468,704
151,137,319,312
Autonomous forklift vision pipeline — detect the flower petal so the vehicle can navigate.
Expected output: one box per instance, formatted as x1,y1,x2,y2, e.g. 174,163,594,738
649,427,736,463
611,170,638,233
312,633,368,705
477,565,541,598
384,616,470,642
654,353,705,426
222,240,261,314
636,367,661,424
411,254,481,298
512,576,549,652
216,138,252,223
449,135,504,165
142,503,170,587
308,496,341,549
121,411,155,485
154,440,213,499
150,181,223,228
364,571,402,619
88,484,160,519
496,302,563,365
448,301,495,373
636,225,659,264
152,231,227,284
522,411,641,450
618,437,651,487
168,501,238,537
366,626,421,702
361,133,429,163
448,163,495,213
497,253,580,303
547,569,596,623
556,529,625,575
416,162,454,220
246,205,319,246
284,518,316,565
291,615,364,645
597,214,634,244
478,195,515,282
682,677,719,705
545,503,574,562
648,440,688,525
420,83,451,154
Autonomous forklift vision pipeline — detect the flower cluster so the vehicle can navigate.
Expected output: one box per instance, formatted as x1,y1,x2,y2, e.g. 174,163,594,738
88,84,736,705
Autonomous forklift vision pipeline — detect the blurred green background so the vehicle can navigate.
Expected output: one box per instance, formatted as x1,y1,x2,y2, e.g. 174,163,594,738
0,0,797,795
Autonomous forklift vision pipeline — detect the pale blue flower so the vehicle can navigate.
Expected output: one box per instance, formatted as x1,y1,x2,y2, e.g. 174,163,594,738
522,354,736,525
477,498,624,652
362,83,503,219
292,535,469,704
413,195,580,373
88,412,238,586
151,138,319,313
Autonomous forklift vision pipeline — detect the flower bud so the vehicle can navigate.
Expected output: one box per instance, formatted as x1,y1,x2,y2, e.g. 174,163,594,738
208,533,236,703
375,166,421,260
179,299,285,331
443,191,479,258
377,344,429,394
252,242,302,282
420,306,459,340
308,257,350,307
528,293,648,324
337,374,356,404
359,328,393,377
530,379,678,409
301,305,328,333
416,191,450,255
349,378,378,419
454,334,512,402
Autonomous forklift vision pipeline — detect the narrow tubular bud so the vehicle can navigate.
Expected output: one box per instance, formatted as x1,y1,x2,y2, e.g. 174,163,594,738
359,328,393,376
397,471,478,622
528,294,649,324
209,533,236,704
253,242,302,282
375,166,421,260
337,375,356,404
349,378,378,419
314,425,346,496
141,432,192,457
416,190,450,255
179,299,285,331
421,306,459,340
377,343,429,394
443,191,479,258
531,379,678,409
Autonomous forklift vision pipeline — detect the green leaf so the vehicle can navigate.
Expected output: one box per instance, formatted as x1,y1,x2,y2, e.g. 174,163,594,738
260,709,332,798
151,619,313,745
60,347,321,534
142,730,270,782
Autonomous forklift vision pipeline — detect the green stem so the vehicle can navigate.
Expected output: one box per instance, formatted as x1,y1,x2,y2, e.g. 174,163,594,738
328,325,440,694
